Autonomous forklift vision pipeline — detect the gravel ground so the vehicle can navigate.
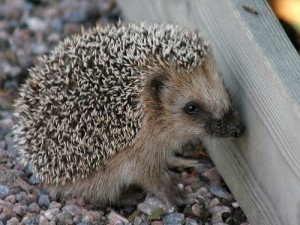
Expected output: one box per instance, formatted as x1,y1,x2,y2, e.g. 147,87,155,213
0,0,250,224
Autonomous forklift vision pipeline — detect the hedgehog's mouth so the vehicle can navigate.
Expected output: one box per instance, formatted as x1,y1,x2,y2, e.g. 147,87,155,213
205,119,245,138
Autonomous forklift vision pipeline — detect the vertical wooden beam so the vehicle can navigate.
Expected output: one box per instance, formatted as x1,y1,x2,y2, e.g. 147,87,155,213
117,1,300,224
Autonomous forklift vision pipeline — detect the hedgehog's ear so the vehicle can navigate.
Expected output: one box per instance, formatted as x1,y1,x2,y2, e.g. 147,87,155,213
149,73,169,103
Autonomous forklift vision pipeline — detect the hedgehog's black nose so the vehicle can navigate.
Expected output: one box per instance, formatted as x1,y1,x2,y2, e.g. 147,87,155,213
232,123,245,138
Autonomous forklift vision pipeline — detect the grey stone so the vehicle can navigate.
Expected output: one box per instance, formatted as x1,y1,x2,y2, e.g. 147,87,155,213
137,196,168,215
0,141,6,150
13,204,26,216
2,64,21,78
85,210,103,221
4,133,18,155
48,201,61,209
0,127,10,140
16,192,29,205
73,214,82,223
50,17,63,32
28,202,41,213
6,217,19,225
64,10,87,23
162,213,185,225
133,216,142,225
57,210,73,224
23,164,33,177
209,183,232,200
44,208,60,221
26,17,47,32
38,194,51,209
63,204,81,216
0,149,8,161
0,206,16,223
31,43,48,55
0,184,12,199
28,175,39,185
185,219,198,225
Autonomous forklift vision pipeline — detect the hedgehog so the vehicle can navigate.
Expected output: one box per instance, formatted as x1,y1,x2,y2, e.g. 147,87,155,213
13,23,244,207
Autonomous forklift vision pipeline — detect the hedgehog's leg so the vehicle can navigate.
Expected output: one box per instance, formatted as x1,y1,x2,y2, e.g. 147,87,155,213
136,168,185,208
117,185,146,206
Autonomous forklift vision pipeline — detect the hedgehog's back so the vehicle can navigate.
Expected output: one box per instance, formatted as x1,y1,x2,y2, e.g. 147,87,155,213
13,26,145,184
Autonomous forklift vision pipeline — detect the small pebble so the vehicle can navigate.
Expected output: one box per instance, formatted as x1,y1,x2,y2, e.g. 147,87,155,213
209,206,231,224
64,10,87,23
50,17,63,32
73,214,83,223
77,222,92,225
39,216,50,225
133,216,142,225
185,218,198,225
28,202,41,213
107,210,129,224
6,217,19,225
38,194,51,209
48,201,61,209
43,208,60,221
47,33,60,43
57,210,73,224
5,195,16,204
23,165,32,177
63,204,81,216
151,221,163,225
0,141,6,150
162,213,185,225
0,185,12,199
138,196,168,215
210,183,232,200
208,198,220,208
86,210,103,221
201,167,221,184
0,149,8,160
4,133,18,155
196,186,212,200
28,175,39,185
13,204,26,216
231,202,239,208
82,214,93,223
31,42,48,55
191,203,201,217
26,17,47,32
1,206,16,220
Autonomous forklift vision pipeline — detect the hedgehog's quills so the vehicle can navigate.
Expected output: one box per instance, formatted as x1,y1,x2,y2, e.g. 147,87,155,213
13,23,244,207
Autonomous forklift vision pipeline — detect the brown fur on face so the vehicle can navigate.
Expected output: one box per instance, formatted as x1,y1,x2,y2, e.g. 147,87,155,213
46,49,244,208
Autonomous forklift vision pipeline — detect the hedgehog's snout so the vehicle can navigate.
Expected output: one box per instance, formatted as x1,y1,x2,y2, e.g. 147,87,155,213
205,107,245,139
207,119,245,138
231,122,245,138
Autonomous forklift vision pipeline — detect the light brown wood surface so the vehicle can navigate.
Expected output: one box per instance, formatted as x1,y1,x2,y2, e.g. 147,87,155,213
117,1,300,225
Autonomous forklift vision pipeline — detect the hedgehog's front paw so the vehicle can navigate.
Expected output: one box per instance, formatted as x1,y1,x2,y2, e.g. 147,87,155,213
167,156,201,168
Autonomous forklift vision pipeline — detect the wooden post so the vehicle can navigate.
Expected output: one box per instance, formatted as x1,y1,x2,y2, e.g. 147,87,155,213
117,0,300,225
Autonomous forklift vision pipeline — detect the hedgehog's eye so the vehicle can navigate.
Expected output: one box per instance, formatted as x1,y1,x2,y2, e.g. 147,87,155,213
184,102,201,114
